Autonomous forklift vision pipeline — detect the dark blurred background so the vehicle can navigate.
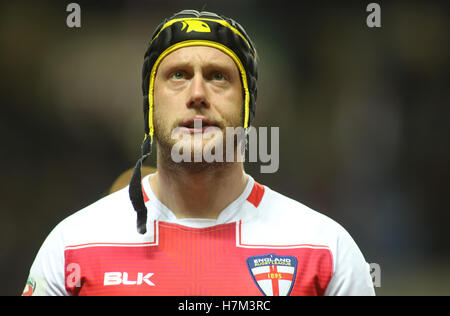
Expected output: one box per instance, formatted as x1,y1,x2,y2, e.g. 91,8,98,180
1,0,449,295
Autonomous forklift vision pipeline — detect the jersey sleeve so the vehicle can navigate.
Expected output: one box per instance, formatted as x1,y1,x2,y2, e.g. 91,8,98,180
324,226,376,296
22,223,69,296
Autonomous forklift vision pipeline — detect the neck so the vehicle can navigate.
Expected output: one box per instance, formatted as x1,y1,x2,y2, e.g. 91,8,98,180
149,150,248,219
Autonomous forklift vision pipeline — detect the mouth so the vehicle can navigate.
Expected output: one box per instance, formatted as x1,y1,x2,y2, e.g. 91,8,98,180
179,117,220,134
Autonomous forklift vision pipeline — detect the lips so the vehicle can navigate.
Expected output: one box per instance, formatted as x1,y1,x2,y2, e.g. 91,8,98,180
179,117,219,134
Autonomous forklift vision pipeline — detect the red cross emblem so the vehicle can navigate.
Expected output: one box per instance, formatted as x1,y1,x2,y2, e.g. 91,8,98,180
247,254,298,296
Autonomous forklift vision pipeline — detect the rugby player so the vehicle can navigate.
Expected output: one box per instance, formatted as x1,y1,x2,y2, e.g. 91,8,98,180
23,10,375,296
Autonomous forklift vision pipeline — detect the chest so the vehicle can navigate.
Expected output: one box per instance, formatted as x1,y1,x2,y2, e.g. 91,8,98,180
64,221,333,296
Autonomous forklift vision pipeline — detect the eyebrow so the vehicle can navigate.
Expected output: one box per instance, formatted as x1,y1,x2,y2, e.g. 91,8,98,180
159,60,238,77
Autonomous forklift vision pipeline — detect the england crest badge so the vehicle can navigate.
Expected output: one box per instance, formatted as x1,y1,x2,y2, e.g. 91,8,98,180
247,254,298,296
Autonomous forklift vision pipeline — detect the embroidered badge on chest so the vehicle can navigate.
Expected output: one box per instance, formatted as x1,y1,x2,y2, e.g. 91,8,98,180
247,254,298,296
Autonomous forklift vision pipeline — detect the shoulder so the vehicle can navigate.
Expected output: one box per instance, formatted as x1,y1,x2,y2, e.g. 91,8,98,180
251,184,349,242
25,187,139,295
247,183,375,295
50,187,140,247
242,182,364,265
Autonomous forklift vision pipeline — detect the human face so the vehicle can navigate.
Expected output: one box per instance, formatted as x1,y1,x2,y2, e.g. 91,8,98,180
153,46,243,162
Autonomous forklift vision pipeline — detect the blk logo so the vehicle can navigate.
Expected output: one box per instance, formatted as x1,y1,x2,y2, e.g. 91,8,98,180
104,272,155,286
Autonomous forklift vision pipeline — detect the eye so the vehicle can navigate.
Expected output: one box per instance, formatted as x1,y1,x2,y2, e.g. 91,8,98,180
171,71,185,80
212,72,225,81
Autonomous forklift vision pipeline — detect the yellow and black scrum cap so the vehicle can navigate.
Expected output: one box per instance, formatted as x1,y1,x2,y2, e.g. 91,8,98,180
130,10,258,234
142,9,258,147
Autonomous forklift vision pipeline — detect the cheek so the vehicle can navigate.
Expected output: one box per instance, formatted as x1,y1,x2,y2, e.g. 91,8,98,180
215,86,244,126
153,81,174,120
153,80,166,110
154,79,186,114
152,87,171,135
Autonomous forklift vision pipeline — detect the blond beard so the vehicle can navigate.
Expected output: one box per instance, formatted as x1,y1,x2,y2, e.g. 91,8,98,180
153,109,244,172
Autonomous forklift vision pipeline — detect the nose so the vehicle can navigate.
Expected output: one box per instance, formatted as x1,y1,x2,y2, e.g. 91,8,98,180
187,73,210,109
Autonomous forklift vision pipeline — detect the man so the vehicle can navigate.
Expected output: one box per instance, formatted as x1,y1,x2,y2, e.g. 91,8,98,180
23,10,375,296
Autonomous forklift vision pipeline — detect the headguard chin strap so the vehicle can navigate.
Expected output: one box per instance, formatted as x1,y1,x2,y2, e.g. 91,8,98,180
129,135,152,234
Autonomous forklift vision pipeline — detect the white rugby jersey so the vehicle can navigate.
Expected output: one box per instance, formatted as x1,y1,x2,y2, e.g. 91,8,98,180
23,174,375,296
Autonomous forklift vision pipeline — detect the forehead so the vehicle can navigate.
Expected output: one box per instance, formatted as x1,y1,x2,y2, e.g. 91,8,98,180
158,46,238,71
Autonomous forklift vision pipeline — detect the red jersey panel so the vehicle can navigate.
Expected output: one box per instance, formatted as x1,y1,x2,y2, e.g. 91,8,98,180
64,221,332,296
